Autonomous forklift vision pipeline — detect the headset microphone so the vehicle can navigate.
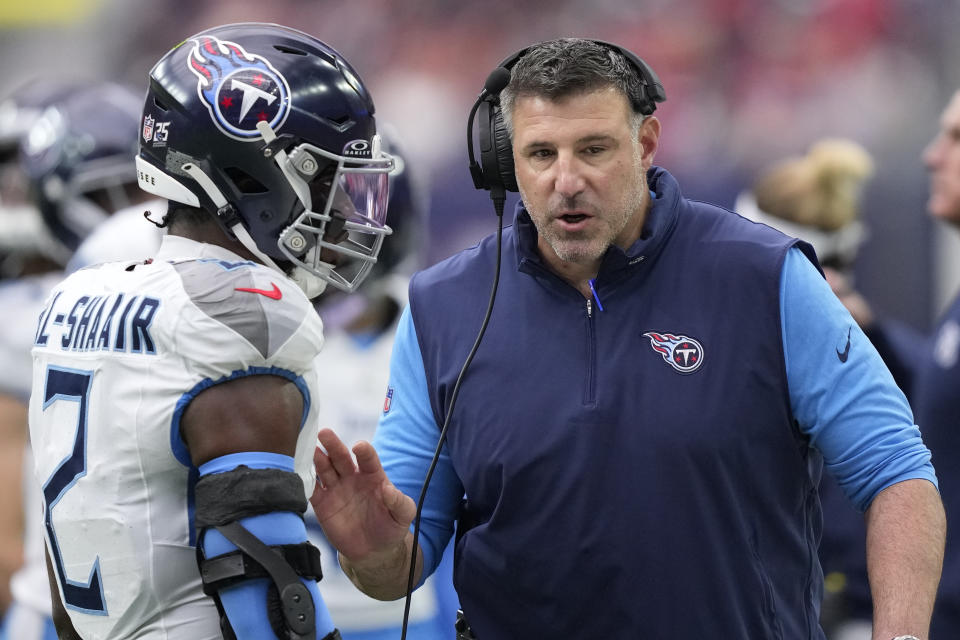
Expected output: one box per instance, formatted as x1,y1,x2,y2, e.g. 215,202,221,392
484,66,512,95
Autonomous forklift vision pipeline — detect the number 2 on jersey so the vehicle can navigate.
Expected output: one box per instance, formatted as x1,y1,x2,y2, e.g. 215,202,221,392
41,366,108,614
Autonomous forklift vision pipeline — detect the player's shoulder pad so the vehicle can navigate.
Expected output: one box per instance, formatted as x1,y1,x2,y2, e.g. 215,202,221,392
170,257,322,362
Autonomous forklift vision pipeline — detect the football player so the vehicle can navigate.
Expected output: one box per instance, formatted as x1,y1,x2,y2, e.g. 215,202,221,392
28,23,393,640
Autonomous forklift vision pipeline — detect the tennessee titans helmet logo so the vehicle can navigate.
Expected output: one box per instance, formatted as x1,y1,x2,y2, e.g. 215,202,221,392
187,36,291,141
643,331,704,374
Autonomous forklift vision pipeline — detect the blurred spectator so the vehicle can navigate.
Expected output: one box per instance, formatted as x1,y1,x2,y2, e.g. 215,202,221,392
736,138,873,274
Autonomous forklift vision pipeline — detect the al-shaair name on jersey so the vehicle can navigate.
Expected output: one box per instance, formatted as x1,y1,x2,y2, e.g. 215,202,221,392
34,289,160,354
29,235,324,640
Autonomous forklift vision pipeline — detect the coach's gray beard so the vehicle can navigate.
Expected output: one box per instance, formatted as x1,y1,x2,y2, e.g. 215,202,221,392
527,189,644,265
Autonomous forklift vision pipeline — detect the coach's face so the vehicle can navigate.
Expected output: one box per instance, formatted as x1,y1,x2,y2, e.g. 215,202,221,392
511,87,660,269
924,90,960,227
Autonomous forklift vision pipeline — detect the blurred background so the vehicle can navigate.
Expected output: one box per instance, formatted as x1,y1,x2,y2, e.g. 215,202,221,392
1,0,958,332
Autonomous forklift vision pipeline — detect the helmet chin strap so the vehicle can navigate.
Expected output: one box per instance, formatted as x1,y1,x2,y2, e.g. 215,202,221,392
180,162,283,270
287,261,329,298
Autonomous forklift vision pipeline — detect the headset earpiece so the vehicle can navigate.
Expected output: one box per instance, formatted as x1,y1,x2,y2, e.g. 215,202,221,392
478,101,517,194
492,108,517,193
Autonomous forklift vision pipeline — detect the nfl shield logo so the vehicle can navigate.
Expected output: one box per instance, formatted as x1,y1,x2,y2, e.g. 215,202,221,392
142,114,155,143
383,387,394,414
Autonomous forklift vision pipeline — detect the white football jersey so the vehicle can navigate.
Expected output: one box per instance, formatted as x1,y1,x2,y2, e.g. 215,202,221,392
29,235,324,639
6,204,164,637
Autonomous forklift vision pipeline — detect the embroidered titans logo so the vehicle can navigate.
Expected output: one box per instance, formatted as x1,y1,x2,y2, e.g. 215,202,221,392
187,36,291,141
643,331,704,374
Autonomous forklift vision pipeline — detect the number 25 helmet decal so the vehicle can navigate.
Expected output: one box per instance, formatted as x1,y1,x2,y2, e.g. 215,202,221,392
136,22,395,296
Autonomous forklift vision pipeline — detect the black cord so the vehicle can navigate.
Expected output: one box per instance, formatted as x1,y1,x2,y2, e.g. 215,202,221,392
399,203,505,639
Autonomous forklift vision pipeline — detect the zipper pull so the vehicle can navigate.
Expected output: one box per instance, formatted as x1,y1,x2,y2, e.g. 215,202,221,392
588,278,604,312
586,298,592,317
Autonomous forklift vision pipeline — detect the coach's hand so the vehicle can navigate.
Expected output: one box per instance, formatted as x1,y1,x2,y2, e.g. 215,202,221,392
310,428,420,599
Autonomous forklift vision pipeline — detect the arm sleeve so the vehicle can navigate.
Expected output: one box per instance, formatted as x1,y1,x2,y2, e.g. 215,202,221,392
779,247,938,512
199,453,336,640
372,305,463,585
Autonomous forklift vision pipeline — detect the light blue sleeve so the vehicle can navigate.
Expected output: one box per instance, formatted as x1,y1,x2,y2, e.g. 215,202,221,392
780,248,938,512
199,453,336,639
372,305,463,585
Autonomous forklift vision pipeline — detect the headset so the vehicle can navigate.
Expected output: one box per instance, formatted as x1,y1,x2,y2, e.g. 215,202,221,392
466,39,667,214
401,40,667,639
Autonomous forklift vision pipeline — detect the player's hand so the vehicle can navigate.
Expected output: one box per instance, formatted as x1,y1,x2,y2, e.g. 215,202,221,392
310,428,415,563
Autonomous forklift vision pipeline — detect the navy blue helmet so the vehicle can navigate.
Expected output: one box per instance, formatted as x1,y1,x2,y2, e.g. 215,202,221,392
19,82,141,258
0,80,81,151
135,22,394,296
0,80,140,268
0,80,82,266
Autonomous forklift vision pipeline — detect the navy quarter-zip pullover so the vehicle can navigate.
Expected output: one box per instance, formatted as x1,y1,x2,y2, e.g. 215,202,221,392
374,168,936,638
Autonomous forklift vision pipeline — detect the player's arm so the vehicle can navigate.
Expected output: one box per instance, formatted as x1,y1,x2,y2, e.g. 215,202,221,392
182,373,339,640
45,546,82,640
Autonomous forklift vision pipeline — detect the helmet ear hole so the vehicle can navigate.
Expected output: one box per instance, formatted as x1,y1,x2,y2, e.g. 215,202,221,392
223,166,268,194
152,96,170,112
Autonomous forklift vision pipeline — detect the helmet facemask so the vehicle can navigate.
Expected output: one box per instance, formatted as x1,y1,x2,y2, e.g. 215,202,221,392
158,119,394,298
259,120,394,294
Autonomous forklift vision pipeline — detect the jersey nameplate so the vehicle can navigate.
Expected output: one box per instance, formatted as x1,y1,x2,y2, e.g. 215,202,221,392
34,290,161,355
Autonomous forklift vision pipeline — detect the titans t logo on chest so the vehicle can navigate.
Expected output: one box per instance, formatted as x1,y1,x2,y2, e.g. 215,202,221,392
643,331,704,374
